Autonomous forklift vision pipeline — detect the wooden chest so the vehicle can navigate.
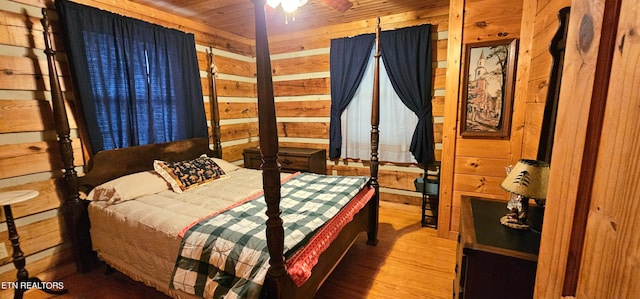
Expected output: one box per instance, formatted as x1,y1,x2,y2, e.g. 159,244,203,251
242,147,327,174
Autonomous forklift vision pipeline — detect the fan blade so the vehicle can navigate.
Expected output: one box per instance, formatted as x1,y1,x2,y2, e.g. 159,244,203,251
319,0,353,12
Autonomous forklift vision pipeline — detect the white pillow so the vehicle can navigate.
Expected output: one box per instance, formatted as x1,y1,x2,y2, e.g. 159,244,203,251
209,157,240,173
87,170,170,204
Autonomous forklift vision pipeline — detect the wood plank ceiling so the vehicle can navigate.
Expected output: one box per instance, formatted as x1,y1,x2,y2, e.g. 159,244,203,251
127,0,444,39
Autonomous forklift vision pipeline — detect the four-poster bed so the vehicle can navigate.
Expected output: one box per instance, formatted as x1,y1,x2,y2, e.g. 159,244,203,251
42,1,382,298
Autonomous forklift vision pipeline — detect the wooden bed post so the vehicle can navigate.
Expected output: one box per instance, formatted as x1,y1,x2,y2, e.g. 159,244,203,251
41,9,96,272
208,47,223,159
252,0,287,297
367,18,381,245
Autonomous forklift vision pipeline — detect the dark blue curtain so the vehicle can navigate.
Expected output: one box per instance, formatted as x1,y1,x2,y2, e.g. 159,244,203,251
56,0,207,154
329,34,375,159
380,24,435,164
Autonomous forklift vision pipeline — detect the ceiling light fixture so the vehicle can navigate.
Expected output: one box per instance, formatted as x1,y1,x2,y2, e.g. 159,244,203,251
266,0,308,24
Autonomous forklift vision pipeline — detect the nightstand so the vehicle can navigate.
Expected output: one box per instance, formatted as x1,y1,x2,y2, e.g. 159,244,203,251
0,190,68,298
243,147,327,174
454,196,541,299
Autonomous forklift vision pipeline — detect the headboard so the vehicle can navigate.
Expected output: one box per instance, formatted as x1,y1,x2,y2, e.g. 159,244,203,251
79,137,215,192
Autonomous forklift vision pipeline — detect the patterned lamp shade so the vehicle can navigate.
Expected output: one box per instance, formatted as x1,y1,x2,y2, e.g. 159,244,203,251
501,159,550,200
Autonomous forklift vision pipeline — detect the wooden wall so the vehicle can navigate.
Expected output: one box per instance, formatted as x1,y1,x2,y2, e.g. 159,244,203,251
534,0,640,296
0,0,252,297
439,0,525,239
1,1,81,294
521,0,573,159
438,0,570,238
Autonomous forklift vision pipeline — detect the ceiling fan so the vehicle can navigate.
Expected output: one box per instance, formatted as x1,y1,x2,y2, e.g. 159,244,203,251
266,0,353,13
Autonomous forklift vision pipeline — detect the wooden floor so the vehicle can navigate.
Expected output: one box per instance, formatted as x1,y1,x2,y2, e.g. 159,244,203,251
30,201,457,299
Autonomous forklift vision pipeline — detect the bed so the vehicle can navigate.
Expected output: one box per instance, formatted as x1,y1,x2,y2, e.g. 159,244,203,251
41,1,382,299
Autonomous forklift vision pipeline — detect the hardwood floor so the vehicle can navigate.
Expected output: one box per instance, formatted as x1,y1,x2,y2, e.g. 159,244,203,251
30,201,456,299
316,202,457,299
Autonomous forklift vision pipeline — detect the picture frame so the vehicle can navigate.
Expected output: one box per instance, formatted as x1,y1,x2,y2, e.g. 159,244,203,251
460,39,518,138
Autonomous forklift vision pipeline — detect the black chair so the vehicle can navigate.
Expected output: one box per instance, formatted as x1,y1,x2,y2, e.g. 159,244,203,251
415,161,441,228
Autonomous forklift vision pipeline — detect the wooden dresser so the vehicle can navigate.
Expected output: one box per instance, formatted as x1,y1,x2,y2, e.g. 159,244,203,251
454,196,542,299
243,147,327,174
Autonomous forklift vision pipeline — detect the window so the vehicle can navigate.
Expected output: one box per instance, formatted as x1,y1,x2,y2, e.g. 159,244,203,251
341,49,418,163
329,24,435,165
57,0,207,154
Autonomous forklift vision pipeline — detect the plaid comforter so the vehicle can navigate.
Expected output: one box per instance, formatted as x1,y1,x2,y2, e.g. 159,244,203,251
170,173,368,299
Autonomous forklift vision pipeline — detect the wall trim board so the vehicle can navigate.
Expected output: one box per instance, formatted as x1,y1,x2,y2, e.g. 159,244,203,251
439,0,464,239
273,72,330,82
195,44,255,62
271,48,330,60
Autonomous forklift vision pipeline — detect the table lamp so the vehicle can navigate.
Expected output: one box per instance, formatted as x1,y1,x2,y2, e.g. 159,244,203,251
500,159,550,230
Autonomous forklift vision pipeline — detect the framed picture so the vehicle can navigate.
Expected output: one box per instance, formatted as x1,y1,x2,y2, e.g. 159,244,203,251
460,39,518,138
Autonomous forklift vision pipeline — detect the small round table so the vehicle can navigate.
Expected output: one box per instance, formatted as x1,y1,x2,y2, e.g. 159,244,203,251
0,190,68,299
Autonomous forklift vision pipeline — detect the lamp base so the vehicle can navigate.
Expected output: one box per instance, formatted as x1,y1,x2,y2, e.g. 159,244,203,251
500,215,530,230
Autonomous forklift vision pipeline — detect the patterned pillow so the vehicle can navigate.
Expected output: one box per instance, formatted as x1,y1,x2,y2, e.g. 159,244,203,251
154,155,227,193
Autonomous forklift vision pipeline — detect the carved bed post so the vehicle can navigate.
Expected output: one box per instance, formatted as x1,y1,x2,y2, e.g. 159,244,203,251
367,18,381,245
41,9,95,272
208,47,223,158
252,0,286,297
